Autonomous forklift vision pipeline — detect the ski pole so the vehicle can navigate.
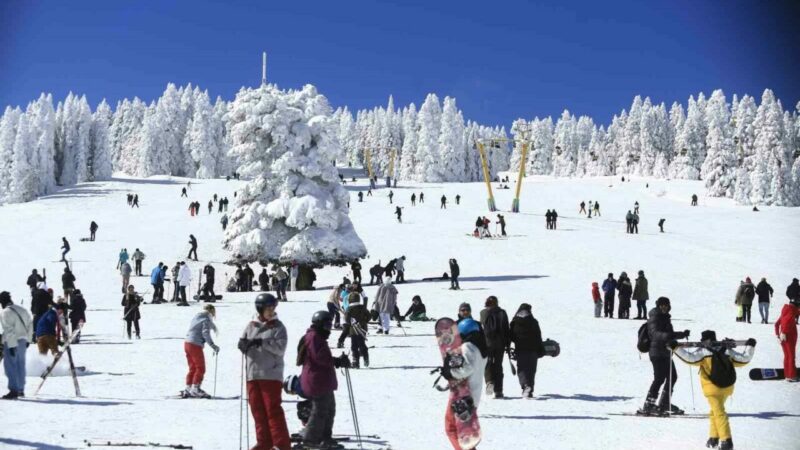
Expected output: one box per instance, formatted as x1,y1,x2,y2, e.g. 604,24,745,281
686,338,696,411
239,353,244,450
213,351,218,398
344,365,363,450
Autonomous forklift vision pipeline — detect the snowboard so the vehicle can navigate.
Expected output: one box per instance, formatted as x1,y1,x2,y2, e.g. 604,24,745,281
435,317,481,450
193,294,222,302
749,368,800,381
542,338,561,357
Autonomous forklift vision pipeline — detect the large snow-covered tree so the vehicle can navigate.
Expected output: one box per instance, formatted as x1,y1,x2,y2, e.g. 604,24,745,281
27,94,57,194
749,89,792,205
8,114,38,203
90,99,114,180
413,94,443,182
669,96,706,179
185,91,221,179
0,107,22,201
138,104,171,177
701,90,737,197
552,110,577,176
438,97,467,181
223,83,366,265
397,104,418,180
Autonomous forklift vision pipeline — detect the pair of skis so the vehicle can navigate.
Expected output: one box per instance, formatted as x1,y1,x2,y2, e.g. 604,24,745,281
34,323,84,397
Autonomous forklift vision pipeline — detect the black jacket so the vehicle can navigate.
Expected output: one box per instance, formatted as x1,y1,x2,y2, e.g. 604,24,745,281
647,308,686,359
122,293,141,321
69,293,87,323
31,289,53,316
27,273,43,290
62,271,76,289
344,303,370,336
786,280,800,302
510,311,544,355
756,280,773,303
617,276,633,303
449,261,460,278
403,302,426,318
480,306,510,350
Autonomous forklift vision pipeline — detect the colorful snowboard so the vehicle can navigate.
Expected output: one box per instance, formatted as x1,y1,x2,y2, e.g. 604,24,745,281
749,368,800,381
435,317,481,449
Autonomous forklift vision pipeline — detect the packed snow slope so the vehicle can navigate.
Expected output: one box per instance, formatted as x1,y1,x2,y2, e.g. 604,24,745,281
1,172,799,450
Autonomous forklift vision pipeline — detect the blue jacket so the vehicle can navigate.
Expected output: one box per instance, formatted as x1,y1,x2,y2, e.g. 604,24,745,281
151,266,164,284
602,278,617,294
35,308,58,337
119,251,129,264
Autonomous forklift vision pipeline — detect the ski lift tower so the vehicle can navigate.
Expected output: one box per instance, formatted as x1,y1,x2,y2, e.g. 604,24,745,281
510,125,532,212
261,52,267,85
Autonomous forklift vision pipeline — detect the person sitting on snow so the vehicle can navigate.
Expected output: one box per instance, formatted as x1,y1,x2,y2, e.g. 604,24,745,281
403,295,428,321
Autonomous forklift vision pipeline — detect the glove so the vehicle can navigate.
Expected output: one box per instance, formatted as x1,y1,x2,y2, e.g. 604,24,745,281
779,333,787,342
668,340,679,350
683,330,690,339
333,354,351,369
441,354,455,381
506,348,517,361
210,344,220,354
9,347,15,358
746,338,757,347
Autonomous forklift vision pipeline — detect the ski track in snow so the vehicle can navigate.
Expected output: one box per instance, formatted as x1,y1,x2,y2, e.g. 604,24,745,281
1,173,799,449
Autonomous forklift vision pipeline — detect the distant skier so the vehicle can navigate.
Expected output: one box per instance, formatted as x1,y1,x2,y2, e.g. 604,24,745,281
591,282,602,318
579,201,586,214
389,190,394,204
449,258,460,290
633,270,649,320
510,303,544,398
369,263,384,285
551,210,558,230
691,194,698,206
132,194,139,208
625,211,634,234
122,285,142,339
419,192,424,203
244,264,255,291
213,193,218,202
545,210,553,229
117,248,129,269
411,193,416,206
177,262,192,305
188,235,198,261
151,262,165,303
658,218,666,233
120,261,133,294
237,294,291,448
171,262,181,302
218,198,224,213
375,277,398,334
89,220,98,241
632,212,640,234
496,214,506,236
357,191,363,202
367,188,372,197
440,195,447,209
274,266,289,300
350,261,362,284
602,273,617,318
617,272,633,319
395,206,403,223
480,296,510,398
403,295,428,321
62,267,76,302
132,248,146,276
207,200,213,214
456,194,461,205
183,304,219,398
593,201,600,216
60,237,71,262
0,291,33,399
189,202,196,217
220,214,228,231
181,187,188,198
756,278,773,324
127,193,133,205
201,264,216,300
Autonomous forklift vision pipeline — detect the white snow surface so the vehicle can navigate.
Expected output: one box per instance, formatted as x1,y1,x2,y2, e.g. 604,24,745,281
0,172,799,449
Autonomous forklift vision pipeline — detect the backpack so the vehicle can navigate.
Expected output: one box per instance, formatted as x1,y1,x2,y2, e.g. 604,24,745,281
637,323,650,353
484,310,503,342
708,347,736,388
744,285,755,298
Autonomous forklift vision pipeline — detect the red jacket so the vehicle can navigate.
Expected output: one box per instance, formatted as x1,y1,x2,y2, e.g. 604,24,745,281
300,328,337,397
775,304,799,338
591,282,601,302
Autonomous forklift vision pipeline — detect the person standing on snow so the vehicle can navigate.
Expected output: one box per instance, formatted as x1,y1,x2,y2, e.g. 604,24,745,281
593,201,601,216
455,194,461,205
440,195,447,209
617,272,633,319
395,256,406,283
297,311,351,449
419,192,424,203
344,292,371,368
579,201,586,214
545,210,553,229
633,270,649,320
132,194,139,208
220,214,228,231
496,214,507,236
120,261,133,294
171,262,181,302
183,304,220,398
375,277,398,334
641,296,690,415
177,262,192,305
602,273,617,318
591,282,602,318
480,296,510,398
735,277,756,323
787,278,800,304
238,294,291,449
625,210,634,234
449,259,460,290
775,296,800,382
150,262,165,303
89,221,98,241
350,261,362,284
756,278,774,324
188,235,198,261
60,237,71,262
326,285,344,330
410,193,416,206
68,289,87,342
388,190,394,204
181,187,188,198
0,292,33,399
122,285,142,339
274,266,289,301
201,264,216,300
551,210,558,229
61,267,76,302
35,303,59,355
672,331,755,450
117,248,129,270
289,263,299,292
207,200,213,214
131,248,145,276
509,303,545,398
395,206,403,223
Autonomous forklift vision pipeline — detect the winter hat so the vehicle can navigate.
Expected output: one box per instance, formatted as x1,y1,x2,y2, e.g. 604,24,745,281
745,277,752,283
412,295,421,303
607,273,614,278
485,296,499,307
0,291,11,307
656,296,671,309
701,330,716,343
638,270,644,276
517,303,532,313
458,302,471,312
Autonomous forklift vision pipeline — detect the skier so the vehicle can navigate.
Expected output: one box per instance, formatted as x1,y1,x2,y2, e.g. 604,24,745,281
449,258,460,290
344,291,370,368
357,191,363,202
181,187,188,197
183,304,220,398
220,214,228,231
395,206,403,223
275,266,289,301
658,218,666,233
402,295,428,321
258,268,270,292
734,277,756,323
625,211,634,234
207,200,213,214
151,262,165,303
368,263,384,285
188,234,198,261
480,296,510,398
551,210,558,230
0,292,33,399
601,273,617,318
591,282,602,318
218,198,224,213
297,311,351,449
641,296,690,415
545,210,552,229
60,237,71,262
237,294,291,449
388,190,394,204
441,195,447,209
201,264,216,301
127,193,133,205
633,270,649,320
756,278,774,324
634,201,640,214
672,331,756,450
375,277,398,334
177,261,192,305
395,256,406,283
496,214,506,236
171,262,181,302
593,201,600,216
579,201,586,214
455,194,461,205
122,285,142,339
439,318,487,450
326,285,344,329
350,260,362,284
419,192,424,203
617,272,633,319
775,296,799,382
132,194,139,208
632,212,640,234
120,260,133,294
89,220,98,241
68,289,87,343
691,194,698,206
189,202,196,217
118,248,129,270
510,303,545,398
244,264,255,292
132,248,145,276
61,267,76,302
410,193,416,206
473,216,483,237
213,193,218,202
35,303,59,355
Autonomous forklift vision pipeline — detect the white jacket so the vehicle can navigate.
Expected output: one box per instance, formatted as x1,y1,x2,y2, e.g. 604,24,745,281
450,341,488,407
1,304,33,348
396,258,405,272
178,265,193,287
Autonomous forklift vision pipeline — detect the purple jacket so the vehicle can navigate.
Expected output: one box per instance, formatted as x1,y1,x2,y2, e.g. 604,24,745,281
300,328,337,397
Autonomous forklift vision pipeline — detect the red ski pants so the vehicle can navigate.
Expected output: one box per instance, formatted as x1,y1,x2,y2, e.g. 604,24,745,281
184,342,205,386
445,405,478,450
247,380,291,450
781,334,797,379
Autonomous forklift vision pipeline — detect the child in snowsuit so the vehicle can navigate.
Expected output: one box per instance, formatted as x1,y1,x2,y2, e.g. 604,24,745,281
673,331,755,450
591,282,602,318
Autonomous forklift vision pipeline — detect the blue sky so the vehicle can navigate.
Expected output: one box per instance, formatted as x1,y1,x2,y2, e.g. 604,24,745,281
1,0,797,126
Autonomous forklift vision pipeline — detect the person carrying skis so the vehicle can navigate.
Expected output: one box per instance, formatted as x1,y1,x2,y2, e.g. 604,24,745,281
274,266,289,301
403,295,428,321
509,303,545,398
449,259,460,290
89,221,98,241
120,260,133,294
122,285,142,339
496,214,506,236
0,292,33,399
591,282,602,318
617,272,633,319
439,318,488,450
60,237,71,262
774,296,800,382
238,294,291,449
672,331,756,450
177,261,192,305
201,264,216,301
344,291,370,368
117,248,129,270
188,235,198,261
62,267,76,302
184,304,220,398
150,262,165,303
601,273,617,318
480,296,510,398
756,278,774,324
735,277,756,323
350,260,362,284
68,289,87,343
441,195,447,209
633,270,649,320
297,311,351,449
375,277,398,334
641,296,690,415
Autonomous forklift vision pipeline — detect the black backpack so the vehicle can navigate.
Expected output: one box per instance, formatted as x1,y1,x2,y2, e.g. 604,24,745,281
637,323,650,353
744,285,755,298
708,347,736,388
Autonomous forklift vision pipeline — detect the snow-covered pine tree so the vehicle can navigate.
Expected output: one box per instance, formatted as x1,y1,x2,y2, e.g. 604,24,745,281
414,93,442,182
489,125,510,176
138,103,171,177
8,114,38,203
669,96,705,179
618,96,645,175
552,110,577,177
0,107,22,202
529,117,554,175
749,89,791,205
89,99,114,181
398,104,418,180
438,97,466,181
27,94,57,194
508,119,528,173
586,126,611,176
185,91,221,179
701,90,737,198
639,103,670,177
574,116,594,177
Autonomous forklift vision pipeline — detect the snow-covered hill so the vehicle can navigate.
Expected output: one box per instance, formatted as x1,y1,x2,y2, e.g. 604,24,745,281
0,173,798,449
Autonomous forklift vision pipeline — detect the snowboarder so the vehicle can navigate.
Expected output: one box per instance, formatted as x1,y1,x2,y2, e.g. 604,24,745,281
641,296,690,415
579,201,586,214
120,261,133,294
177,262,192,305
591,282,602,318
455,194,461,205
375,277,398,334
775,296,799,382
419,192,424,203
274,266,289,301
188,235,198,261
735,277,756,323
350,261,362,284
237,294,291,448
181,187,188,198
61,267,76,302
601,273,617,318
625,211,634,234
122,285,142,339
411,193,416,206
388,190,394,204
545,210,552,229
244,264,255,292
297,311,351,448
449,259,460,290
403,295,428,321
510,303,544,398
441,195,447,209
183,304,220,398
691,194,698,206
617,272,633,319
345,291,371,368
0,292,33,399
132,194,139,208
132,248,145,276
68,289,87,342
672,331,755,450
150,262,165,302
357,191,363,202
201,264,216,300
60,237,70,262
496,214,506,236
593,201,600,216
480,296,510,398
220,214,228,231
633,270,649,320
395,256,406,283
658,218,666,233
395,206,403,223
89,221,98,241
756,278,774,324
369,263,384,285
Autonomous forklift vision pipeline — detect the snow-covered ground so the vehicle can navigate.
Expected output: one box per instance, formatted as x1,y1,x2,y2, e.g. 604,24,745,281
1,172,799,450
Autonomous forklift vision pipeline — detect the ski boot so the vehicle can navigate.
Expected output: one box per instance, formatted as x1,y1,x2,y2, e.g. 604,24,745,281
522,386,533,399
706,437,719,448
661,403,684,415
637,396,662,416
719,439,733,450
485,383,494,396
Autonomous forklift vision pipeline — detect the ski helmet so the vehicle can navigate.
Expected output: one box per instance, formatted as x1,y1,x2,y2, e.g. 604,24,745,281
255,293,278,313
656,296,671,310
283,375,300,395
311,310,333,330
457,318,480,336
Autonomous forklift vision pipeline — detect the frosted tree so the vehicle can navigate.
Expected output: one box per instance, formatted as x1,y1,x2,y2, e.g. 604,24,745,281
90,99,114,180
586,126,611,176
552,110,577,176
749,89,791,205
438,97,467,181
334,107,356,164
223,83,366,265
110,98,147,175
701,90,736,197
138,104,171,177
574,116,595,177
617,96,645,174
0,107,22,201
508,119,529,172
462,121,481,181
731,95,758,203
397,104,418,180
638,103,669,177
669,96,706,179
185,91,221,178
8,114,38,203
27,94,57,194
159,84,190,176
414,94,442,182
529,118,554,175
606,112,626,174
56,94,93,185
213,97,232,176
